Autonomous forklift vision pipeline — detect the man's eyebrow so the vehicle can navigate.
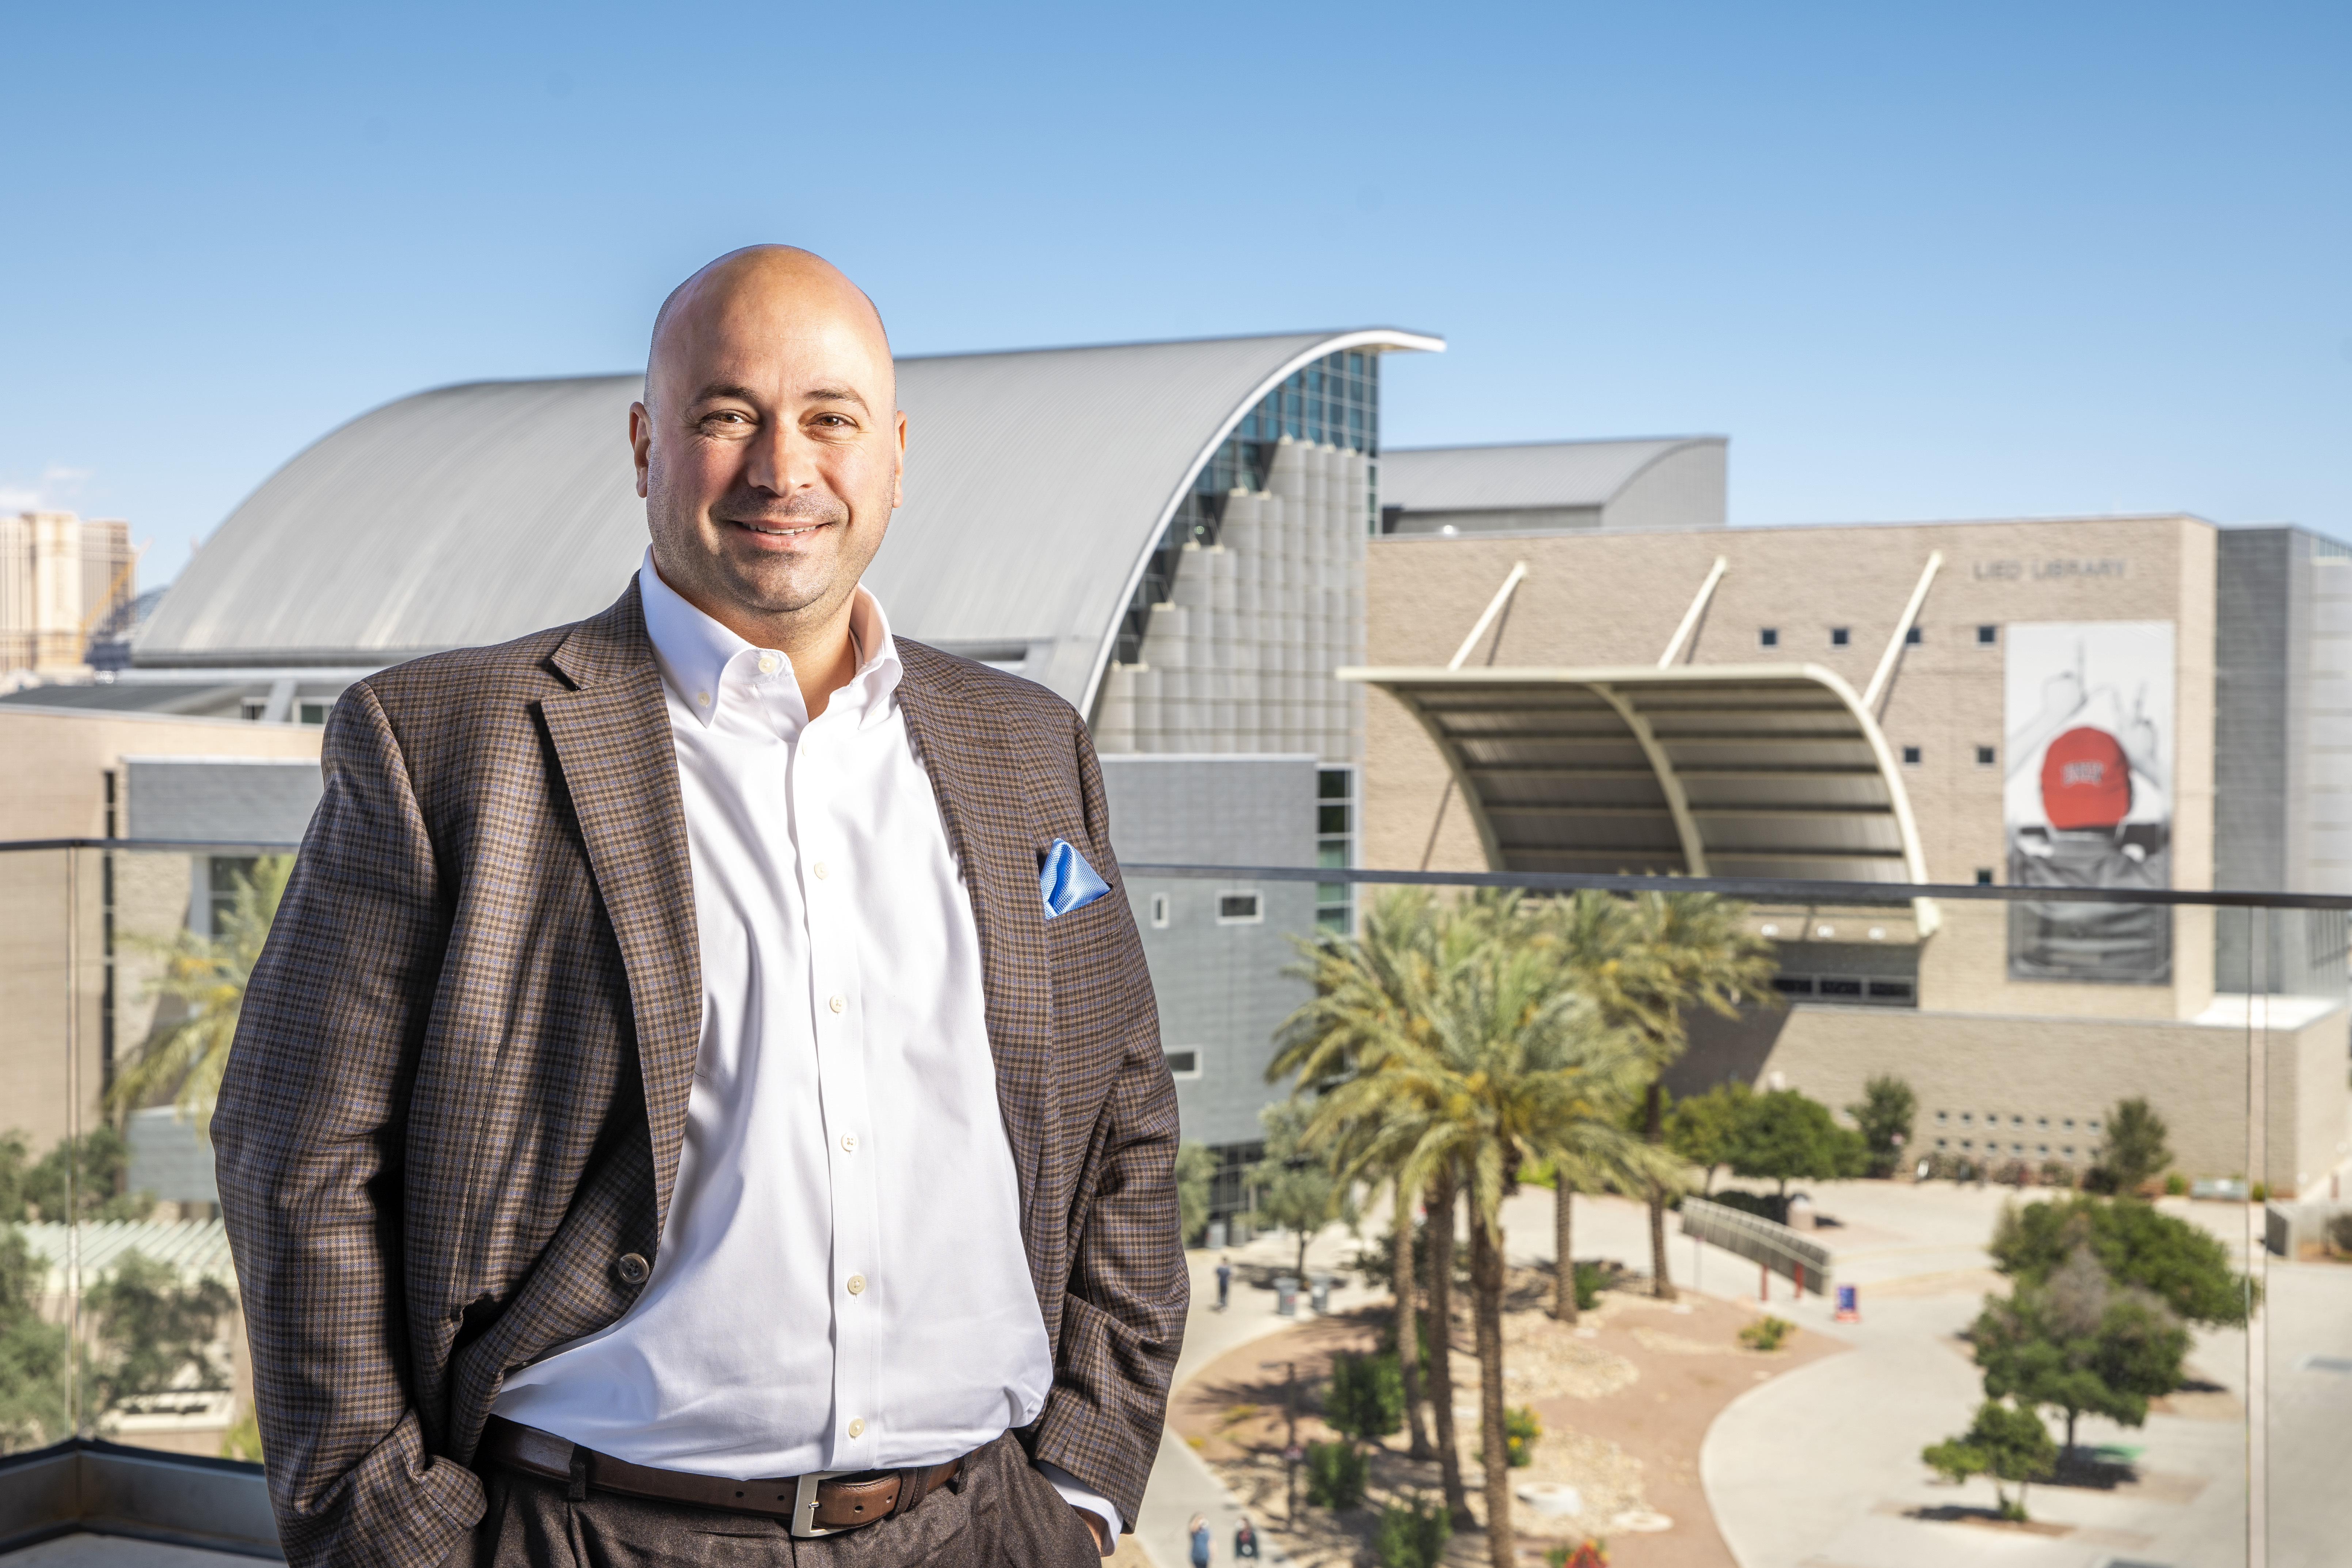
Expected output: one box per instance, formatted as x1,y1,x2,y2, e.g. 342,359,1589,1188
688,382,761,407
803,385,871,412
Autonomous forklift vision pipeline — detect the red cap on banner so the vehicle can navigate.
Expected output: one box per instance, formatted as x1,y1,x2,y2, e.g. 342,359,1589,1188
2040,726,2132,829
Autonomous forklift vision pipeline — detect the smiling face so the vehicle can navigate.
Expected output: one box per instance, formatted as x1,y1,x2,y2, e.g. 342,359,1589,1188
632,247,903,652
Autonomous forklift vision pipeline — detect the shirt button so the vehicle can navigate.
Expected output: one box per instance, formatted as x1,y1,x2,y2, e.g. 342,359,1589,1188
812,861,830,880
829,994,846,1014
757,653,780,675
840,1132,858,1154
847,1418,865,1439
846,1274,866,1297
694,690,710,707
616,1253,650,1286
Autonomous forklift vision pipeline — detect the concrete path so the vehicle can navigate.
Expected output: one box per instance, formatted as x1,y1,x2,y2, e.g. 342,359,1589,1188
1687,1178,2295,1568
1133,1221,1382,1568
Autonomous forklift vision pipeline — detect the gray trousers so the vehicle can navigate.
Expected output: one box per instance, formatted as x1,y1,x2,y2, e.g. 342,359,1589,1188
464,1433,1103,1568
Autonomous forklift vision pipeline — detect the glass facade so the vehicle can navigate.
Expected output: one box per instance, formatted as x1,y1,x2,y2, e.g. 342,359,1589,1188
1112,350,1382,667
1316,766,1355,932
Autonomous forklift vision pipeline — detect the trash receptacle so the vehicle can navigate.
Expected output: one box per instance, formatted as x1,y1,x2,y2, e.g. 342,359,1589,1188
1274,1276,1299,1316
1206,1219,1227,1251
1308,1272,1335,1313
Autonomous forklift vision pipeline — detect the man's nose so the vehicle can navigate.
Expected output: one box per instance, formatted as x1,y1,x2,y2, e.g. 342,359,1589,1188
744,419,820,495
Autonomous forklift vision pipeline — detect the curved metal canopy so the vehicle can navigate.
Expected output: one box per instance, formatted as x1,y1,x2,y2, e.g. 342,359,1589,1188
134,328,1443,713
1343,662,1933,890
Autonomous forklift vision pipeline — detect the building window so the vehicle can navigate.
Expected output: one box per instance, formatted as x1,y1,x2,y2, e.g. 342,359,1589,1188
1830,627,1850,647
298,701,331,725
239,698,269,722
1165,1049,1202,1080
1758,628,1779,648
1217,892,1263,925
1976,745,1996,766
1150,893,1171,929
1936,1110,1948,1123
1317,767,1356,932
1976,869,1995,885
1902,746,1922,765
1977,625,1998,646
1905,626,1923,646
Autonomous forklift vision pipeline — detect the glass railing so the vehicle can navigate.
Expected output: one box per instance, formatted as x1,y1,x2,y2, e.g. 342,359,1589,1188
0,837,2345,1567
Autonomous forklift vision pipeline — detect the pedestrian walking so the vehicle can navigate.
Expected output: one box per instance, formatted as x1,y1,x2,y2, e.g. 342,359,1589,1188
1189,1512,1213,1566
1233,1515,1260,1558
1216,1254,1234,1312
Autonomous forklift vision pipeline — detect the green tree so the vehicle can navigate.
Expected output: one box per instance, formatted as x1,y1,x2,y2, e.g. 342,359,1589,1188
23,1129,153,1224
1305,890,1656,1567
82,1251,235,1417
1922,1399,2056,1520
1972,1245,2188,1455
1272,891,1459,1504
1667,1081,1752,1197
1304,1438,1368,1509
1548,890,1780,1301
1847,1075,1917,1179
1248,1100,1356,1282
2093,1097,2173,1198
1729,1090,1867,1204
1991,1194,2254,1326
1323,1350,1405,1449
1174,1141,1215,1248
108,856,294,1131
0,1228,68,1450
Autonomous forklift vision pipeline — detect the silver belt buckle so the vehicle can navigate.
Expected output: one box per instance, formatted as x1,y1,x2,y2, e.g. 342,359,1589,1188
791,1469,856,1539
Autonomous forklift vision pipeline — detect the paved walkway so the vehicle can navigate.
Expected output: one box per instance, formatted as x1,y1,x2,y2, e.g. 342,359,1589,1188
1133,1222,1382,1568
1689,1179,2286,1568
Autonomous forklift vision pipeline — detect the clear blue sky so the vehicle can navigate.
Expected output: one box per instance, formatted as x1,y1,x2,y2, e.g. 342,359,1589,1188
5,1,2346,589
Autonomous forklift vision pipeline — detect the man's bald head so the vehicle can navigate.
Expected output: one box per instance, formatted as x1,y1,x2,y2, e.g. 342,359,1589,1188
630,245,906,678
645,246,894,418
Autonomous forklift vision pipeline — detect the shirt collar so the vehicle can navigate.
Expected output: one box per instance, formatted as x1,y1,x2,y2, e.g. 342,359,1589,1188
637,548,902,731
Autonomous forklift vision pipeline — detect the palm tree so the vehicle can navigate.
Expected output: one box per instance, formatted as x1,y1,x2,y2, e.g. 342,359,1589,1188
106,856,294,1131
1270,893,1446,1467
1536,1067,1675,1324
1306,890,1657,1568
1547,890,1778,1299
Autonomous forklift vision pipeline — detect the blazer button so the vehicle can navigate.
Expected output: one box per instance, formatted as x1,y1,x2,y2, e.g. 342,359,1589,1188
617,1253,650,1286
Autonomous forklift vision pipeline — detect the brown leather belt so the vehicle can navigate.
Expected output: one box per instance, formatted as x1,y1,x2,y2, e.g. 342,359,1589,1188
477,1416,964,1538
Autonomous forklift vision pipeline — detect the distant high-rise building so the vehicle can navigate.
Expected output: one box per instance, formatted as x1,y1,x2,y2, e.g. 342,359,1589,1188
0,511,136,681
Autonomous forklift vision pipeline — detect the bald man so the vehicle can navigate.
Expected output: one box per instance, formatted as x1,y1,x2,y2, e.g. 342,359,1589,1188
216,247,1185,1568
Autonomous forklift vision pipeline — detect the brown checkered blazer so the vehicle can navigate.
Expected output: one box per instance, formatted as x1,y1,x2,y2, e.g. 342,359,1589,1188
213,581,1187,1568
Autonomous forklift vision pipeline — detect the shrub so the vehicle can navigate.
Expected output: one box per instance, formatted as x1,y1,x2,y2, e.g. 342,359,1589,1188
1304,1438,1367,1509
1506,1404,1541,1468
1323,1351,1405,1446
2250,1181,2270,1203
2038,1159,2077,1190
1573,1260,1611,1312
1545,1543,1610,1568
2163,1172,2189,1197
1375,1493,1452,1568
1847,1074,1917,1179
1705,1188,1786,1223
1739,1314,1795,1352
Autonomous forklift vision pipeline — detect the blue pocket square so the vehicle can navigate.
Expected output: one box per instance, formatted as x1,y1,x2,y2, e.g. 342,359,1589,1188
1039,838,1111,917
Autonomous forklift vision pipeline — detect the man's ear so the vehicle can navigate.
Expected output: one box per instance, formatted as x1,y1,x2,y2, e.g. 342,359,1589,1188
630,402,654,500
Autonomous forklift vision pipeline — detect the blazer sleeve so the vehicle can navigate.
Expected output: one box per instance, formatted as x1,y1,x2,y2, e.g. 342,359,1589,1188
214,682,484,1568
1029,709,1189,1530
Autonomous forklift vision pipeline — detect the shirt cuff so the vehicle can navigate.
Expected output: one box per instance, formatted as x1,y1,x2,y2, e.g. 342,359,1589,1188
1035,1461,1122,1556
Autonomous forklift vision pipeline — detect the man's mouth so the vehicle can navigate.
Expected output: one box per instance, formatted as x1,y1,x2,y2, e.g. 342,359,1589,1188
731,519,829,538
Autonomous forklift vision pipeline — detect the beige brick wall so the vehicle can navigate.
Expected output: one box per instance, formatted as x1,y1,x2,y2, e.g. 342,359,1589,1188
1735,1001,2345,1192
1362,514,2222,1020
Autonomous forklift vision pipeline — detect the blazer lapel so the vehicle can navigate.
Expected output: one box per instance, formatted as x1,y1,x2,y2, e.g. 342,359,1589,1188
539,583,703,1232
895,647,1056,1244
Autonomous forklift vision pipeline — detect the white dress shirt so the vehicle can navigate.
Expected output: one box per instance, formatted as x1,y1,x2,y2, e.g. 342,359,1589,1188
495,553,1117,1546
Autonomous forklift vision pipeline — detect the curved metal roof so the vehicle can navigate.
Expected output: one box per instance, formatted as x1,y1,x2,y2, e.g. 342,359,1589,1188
1379,437,1721,511
1344,661,1938,924
137,329,1443,709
